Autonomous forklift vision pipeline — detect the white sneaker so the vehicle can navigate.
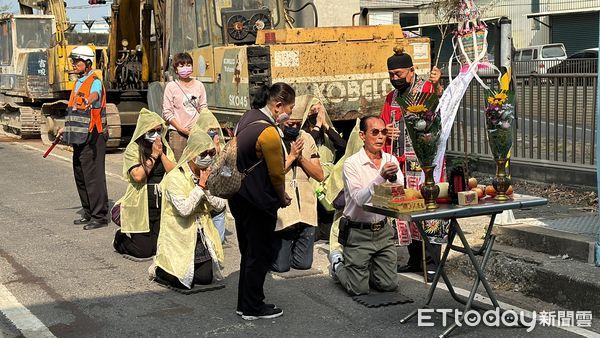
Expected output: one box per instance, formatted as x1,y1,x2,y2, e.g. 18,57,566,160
328,250,343,282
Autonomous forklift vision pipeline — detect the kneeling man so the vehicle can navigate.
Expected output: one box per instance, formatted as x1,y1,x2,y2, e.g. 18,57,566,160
330,115,403,296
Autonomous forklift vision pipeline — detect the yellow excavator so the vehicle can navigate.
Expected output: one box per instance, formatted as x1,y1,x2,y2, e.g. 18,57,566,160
103,0,432,131
2,0,432,146
0,0,138,148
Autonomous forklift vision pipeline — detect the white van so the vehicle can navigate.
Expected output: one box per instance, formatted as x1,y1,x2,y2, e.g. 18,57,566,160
514,44,567,74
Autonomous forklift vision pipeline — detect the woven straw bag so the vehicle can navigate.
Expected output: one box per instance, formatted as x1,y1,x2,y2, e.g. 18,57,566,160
207,121,266,198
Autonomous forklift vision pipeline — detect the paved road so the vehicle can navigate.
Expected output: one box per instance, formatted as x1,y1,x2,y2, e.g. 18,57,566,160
0,137,593,337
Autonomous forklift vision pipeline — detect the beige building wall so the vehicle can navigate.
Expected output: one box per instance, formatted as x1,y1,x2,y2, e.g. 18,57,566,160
313,0,360,27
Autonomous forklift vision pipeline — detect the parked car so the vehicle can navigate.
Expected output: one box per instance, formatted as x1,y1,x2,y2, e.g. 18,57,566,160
514,44,567,75
547,48,598,78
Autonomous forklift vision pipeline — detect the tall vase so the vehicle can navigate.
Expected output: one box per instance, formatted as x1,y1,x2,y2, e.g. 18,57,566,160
493,158,511,201
420,165,439,210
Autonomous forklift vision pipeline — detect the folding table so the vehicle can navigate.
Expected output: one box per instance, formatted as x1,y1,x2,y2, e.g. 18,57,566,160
364,194,548,337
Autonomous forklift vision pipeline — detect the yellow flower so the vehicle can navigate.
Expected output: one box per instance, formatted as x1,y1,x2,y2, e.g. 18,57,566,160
494,92,508,104
407,104,427,114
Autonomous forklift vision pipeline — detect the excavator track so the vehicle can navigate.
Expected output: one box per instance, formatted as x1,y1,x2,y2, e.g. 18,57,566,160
0,106,41,139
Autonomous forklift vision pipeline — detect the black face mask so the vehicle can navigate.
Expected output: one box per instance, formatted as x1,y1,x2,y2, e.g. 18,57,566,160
283,127,300,140
391,78,410,92
307,114,318,126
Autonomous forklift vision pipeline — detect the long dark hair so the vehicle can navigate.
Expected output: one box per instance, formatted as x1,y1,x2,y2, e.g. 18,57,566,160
135,135,153,165
251,82,295,109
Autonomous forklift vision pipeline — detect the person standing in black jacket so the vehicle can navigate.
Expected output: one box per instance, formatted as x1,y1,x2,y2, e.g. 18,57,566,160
229,82,295,321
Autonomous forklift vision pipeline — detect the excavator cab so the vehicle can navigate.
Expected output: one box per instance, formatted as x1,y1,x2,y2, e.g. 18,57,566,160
0,15,55,137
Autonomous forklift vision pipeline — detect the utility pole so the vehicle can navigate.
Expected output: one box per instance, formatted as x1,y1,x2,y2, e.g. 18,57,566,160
495,17,516,226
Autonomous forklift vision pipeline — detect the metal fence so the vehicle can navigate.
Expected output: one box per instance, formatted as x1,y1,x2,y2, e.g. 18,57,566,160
443,66,598,174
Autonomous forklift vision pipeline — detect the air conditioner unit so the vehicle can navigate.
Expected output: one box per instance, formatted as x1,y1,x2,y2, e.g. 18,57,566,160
221,8,272,45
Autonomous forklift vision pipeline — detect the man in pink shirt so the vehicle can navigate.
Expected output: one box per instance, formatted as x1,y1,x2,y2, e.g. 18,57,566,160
329,116,403,296
163,52,208,161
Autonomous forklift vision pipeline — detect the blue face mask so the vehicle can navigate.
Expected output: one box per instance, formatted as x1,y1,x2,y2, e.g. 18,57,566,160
207,130,218,139
283,127,300,140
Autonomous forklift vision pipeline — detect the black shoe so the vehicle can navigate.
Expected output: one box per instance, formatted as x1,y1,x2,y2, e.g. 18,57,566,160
397,264,422,273
241,305,283,321
74,217,91,225
83,221,108,230
236,303,276,316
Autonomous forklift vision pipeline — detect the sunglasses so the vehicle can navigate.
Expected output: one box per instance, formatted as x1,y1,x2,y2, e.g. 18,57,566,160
147,128,162,133
199,149,216,157
366,128,388,136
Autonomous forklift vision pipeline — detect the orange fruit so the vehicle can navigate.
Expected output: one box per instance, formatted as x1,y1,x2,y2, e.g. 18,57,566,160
467,177,478,189
485,185,497,197
471,187,484,199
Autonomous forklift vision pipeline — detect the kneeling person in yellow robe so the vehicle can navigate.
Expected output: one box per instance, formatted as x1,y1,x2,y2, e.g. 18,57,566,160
151,129,224,289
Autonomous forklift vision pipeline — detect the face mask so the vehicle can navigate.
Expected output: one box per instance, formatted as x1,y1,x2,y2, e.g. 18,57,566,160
391,78,410,92
207,130,218,139
308,114,318,126
194,155,213,169
177,66,193,78
283,127,300,140
145,131,160,143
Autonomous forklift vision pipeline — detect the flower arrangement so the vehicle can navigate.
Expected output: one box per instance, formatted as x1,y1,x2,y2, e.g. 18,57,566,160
397,92,441,209
396,92,441,167
484,89,515,160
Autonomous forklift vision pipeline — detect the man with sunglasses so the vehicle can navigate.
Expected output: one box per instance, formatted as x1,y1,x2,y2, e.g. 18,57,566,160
380,47,444,282
329,116,403,296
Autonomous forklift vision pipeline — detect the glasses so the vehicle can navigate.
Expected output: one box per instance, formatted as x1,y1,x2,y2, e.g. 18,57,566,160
199,149,216,157
148,128,162,133
368,128,388,136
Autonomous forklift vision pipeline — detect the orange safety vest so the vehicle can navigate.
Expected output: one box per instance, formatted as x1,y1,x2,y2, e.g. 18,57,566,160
64,74,107,145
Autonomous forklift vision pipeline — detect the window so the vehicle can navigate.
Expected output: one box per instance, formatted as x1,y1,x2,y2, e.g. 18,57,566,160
15,18,51,49
531,0,540,30
0,20,12,65
542,45,567,58
514,51,521,61
532,49,538,60
521,49,533,61
214,0,279,27
171,0,197,54
399,13,418,28
195,0,210,46
368,11,394,25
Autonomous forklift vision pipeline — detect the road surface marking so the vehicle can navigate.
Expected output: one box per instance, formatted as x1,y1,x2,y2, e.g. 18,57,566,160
19,144,124,181
400,273,596,337
0,283,55,337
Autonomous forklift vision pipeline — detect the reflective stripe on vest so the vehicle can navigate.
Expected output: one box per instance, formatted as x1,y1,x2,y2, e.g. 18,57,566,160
63,74,107,145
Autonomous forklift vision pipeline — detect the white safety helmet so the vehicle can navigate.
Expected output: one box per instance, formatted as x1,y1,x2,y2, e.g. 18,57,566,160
69,45,95,63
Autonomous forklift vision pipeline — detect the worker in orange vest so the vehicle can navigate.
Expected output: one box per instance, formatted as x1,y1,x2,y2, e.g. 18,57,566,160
58,45,109,230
